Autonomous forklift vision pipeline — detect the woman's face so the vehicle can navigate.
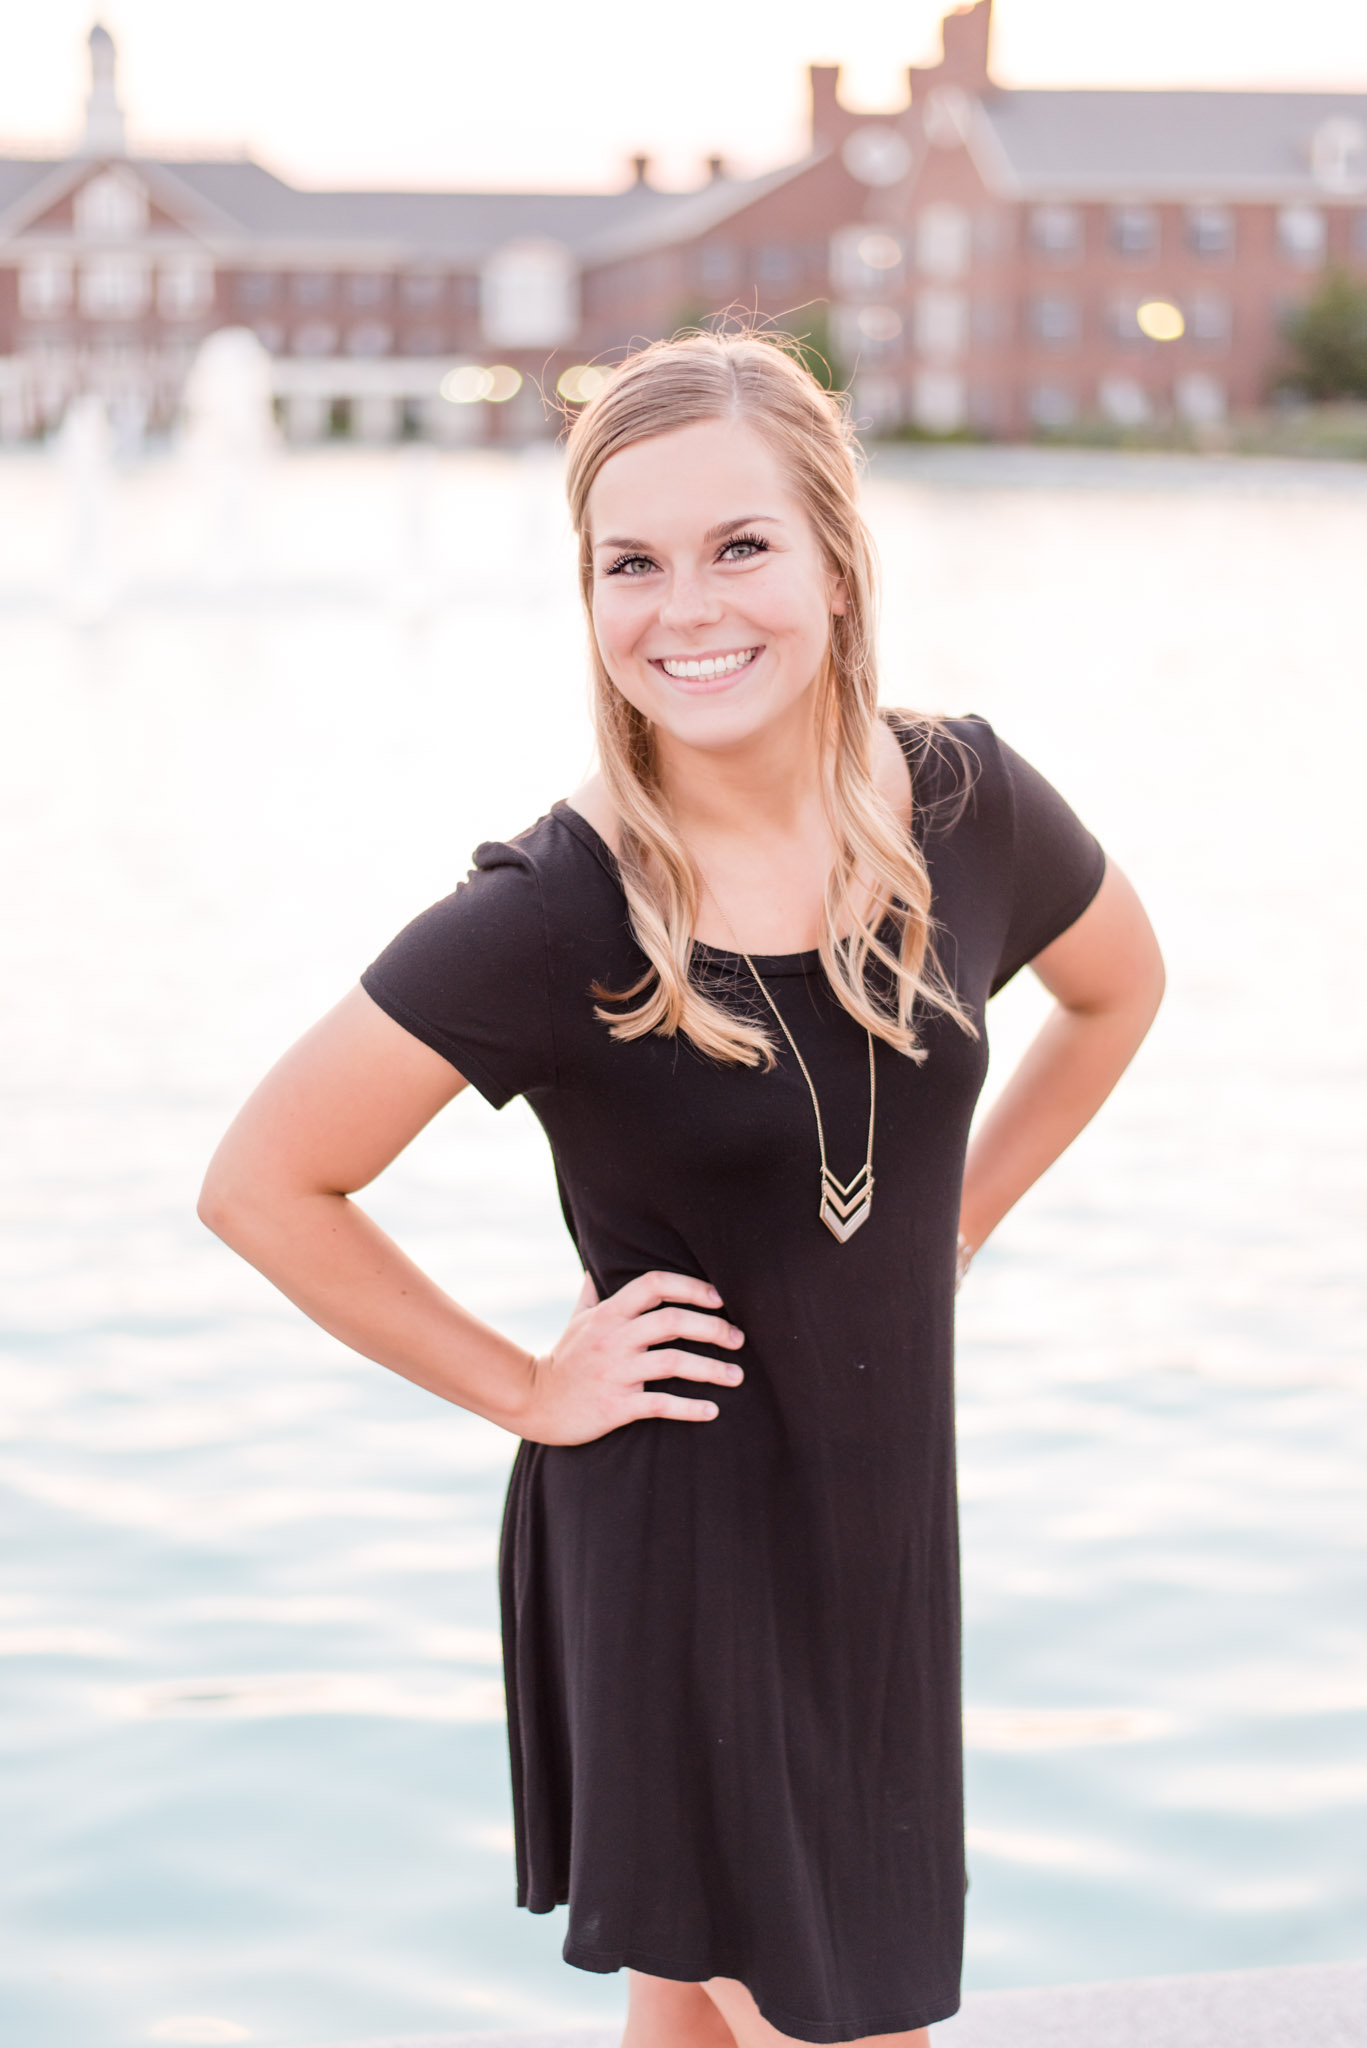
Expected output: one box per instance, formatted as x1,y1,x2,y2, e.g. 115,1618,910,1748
586,416,846,755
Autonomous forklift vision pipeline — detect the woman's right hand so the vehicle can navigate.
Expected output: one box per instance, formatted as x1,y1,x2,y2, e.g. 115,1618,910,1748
519,1269,745,1445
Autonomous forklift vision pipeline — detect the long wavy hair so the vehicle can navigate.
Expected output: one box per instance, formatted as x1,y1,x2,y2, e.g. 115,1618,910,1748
563,327,977,1068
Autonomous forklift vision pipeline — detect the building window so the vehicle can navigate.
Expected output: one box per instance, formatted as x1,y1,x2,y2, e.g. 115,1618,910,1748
1278,206,1326,262
346,322,393,356
293,272,333,306
699,241,738,289
1311,116,1367,195
1030,294,1079,346
401,273,443,308
480,239,578,348
855,374,905,430
1029,206,1082,258
79,255,149,318
236,272,276,307
346,272,387,307
1175,373,1227,425
406,326,445,355
757,242,797,285
19,259,73,318
1188,293,1232,347
294,321,338,356
1187,205,1234,257
1107,296,1148,344
913,288,968,358
911,370,964,433
1098,376,1153,427
74,169,147,238
1028,382,1076,429
158,260,214,319
916,204,971,279
1110,206,1158,256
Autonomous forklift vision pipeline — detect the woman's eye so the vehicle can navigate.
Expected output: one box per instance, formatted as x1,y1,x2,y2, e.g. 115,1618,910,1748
606,553,654,576
720,536,769,562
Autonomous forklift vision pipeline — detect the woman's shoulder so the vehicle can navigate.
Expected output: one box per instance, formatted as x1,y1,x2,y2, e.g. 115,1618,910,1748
884,706,1006,832
468,797,616,889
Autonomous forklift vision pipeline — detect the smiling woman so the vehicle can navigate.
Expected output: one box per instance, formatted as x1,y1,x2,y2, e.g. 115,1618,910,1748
197,327,1164,2048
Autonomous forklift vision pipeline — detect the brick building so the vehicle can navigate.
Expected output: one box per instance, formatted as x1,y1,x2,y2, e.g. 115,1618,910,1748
2,6,1365,443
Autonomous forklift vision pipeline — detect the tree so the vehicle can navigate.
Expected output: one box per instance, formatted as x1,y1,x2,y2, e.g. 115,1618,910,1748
1281,267,1367,401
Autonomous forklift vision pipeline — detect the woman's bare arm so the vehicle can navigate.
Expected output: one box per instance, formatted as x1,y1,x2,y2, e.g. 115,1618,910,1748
197,986,741,1440
958,860,1165,1256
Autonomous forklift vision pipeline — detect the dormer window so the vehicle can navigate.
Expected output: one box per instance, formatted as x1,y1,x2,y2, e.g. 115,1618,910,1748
75,170,147,239
1311,117,1367,196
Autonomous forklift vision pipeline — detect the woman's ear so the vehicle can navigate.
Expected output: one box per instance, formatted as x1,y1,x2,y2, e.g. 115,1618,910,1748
830,575,850,618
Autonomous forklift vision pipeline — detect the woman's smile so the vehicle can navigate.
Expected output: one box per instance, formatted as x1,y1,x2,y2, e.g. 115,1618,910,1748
649,646,763,688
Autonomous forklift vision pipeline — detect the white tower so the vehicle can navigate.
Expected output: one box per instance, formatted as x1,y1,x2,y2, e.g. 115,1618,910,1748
80,23,127,155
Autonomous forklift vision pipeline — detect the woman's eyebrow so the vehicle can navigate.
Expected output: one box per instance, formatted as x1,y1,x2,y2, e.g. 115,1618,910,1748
594,515,783,552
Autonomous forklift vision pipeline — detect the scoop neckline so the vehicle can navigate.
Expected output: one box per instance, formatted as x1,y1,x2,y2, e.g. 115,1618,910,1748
549,712,919,980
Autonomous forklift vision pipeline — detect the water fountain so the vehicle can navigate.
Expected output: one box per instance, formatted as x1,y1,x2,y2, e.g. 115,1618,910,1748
178,326,278,590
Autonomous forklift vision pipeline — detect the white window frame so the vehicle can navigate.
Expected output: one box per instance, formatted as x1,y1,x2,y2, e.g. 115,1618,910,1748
19,258,73,318
79,254,150,318
158,259,214,319
1277,206,1327,262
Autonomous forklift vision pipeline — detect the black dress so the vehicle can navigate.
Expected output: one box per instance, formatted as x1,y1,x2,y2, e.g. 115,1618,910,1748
360,714,1106,2044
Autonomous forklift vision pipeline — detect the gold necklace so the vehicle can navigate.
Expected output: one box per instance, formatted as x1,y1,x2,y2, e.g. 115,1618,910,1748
736,947,878,1245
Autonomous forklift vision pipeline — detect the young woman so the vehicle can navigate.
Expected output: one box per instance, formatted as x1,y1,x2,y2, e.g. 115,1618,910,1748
199,332,1164,2048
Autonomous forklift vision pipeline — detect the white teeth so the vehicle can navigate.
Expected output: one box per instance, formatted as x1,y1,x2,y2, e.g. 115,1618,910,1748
659,648,757,680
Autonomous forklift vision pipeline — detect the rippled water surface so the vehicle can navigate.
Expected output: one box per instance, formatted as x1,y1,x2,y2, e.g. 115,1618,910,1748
2,442,1365,2048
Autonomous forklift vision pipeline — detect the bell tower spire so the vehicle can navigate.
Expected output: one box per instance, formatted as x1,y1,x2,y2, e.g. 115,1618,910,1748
80,23,127,155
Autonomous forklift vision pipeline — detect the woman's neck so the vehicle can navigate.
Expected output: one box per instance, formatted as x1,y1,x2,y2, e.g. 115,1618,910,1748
652,690,829,853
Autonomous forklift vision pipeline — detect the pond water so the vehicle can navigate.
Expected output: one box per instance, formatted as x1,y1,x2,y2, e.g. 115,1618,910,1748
1,440,1364,2048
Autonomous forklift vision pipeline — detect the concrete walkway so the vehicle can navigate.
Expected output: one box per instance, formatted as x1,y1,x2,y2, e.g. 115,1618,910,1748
306,1957,1367,2048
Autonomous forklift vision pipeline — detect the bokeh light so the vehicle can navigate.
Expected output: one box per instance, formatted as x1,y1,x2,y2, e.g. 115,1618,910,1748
439,363,494,404
557,364,610,404
1137,299,1185,341
857,232,903,271
484,365,523,403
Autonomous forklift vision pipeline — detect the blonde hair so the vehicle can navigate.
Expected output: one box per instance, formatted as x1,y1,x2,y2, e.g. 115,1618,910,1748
563,327,976,1068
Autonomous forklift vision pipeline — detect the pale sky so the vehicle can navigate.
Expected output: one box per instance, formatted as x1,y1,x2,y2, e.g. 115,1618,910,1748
3,0,1366,194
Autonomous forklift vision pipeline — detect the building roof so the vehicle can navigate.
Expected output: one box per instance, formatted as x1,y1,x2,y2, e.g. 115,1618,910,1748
974,88,1367,198
0,151,725,264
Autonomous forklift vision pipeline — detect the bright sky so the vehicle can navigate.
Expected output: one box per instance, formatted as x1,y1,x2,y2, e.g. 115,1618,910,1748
4,0,1366,193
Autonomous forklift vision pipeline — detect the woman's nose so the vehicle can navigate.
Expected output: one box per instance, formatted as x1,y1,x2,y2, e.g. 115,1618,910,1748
659,574,721,631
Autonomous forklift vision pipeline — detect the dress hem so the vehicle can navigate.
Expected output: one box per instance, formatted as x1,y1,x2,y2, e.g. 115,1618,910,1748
560,1938,961,2045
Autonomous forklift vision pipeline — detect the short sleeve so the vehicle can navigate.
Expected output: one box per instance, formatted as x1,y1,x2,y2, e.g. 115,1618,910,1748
990,735,1107,997
359,842,555,1108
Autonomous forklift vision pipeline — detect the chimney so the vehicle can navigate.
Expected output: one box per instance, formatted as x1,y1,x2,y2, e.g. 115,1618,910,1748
706,155,727,183
808,65,846,151
630,154,652,188
909,0,993,95
80,22,127,155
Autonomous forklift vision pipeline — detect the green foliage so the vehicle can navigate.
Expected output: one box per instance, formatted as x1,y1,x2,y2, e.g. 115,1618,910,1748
783,305,844,392
1280,268,1367,401
663,301,848,393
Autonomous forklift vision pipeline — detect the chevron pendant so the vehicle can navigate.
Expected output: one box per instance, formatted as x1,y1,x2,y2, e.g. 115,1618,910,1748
819,1165,874,1243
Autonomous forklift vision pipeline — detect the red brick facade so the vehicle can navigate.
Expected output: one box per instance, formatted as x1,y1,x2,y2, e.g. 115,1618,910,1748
1,6,1365,442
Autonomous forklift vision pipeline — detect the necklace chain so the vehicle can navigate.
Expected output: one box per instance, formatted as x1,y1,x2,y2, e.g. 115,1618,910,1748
737,951,877,1244
695,855,877,1243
